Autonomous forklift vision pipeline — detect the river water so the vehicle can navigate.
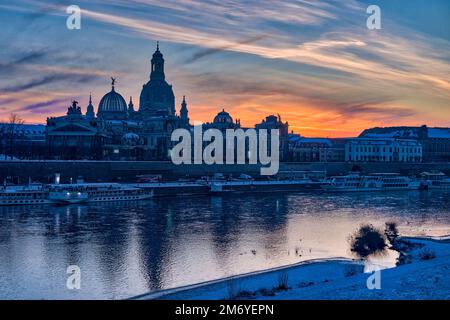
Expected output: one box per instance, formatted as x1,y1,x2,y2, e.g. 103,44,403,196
0,190,449,299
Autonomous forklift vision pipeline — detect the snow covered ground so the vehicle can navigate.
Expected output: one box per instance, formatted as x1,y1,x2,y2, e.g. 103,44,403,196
135,236,450,300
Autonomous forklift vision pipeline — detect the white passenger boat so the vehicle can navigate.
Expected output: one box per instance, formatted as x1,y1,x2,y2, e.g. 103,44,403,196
420,171,450,190
0,183,51,206
1,182,154,206
48,190,90,204
208,178,321,194
321,173,421,192
48,183,154,203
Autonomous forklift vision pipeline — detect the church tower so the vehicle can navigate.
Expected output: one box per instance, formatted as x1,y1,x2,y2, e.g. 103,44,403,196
128,96,134,113
150,42,165,81
180,95,189,127
139,42,175,117
86,94,95,118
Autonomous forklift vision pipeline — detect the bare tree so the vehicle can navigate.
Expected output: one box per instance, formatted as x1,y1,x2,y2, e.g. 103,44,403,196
5,113,25,160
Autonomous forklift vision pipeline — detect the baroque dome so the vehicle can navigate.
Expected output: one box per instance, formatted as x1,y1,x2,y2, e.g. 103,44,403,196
98,79,128,120
122,132,140,146
214,109,233,124
139,43,175,117
140,80,175,116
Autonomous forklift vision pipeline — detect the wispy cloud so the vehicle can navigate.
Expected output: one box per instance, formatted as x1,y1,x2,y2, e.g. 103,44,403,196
17,98,67,112
0,74,100,94
185,35,267,63
0,50,50,73
73,3,450,96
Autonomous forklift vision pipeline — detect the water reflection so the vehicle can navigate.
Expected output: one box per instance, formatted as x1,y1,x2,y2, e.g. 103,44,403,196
0,190,449,299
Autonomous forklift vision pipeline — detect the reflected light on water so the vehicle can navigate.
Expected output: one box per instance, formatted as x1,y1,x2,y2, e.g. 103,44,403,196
0,190,449,299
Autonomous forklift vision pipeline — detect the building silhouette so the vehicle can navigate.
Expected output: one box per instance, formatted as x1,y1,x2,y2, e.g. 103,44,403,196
359,126,450,162
2,43,449,164
44,43,289,161
46,43,190,160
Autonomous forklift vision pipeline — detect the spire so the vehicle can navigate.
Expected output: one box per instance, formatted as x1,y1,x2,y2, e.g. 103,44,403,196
181,95,187,111
150,42,165,80
128,96,134,113
86,93,95,118
180,95,189,126
111,77,116,91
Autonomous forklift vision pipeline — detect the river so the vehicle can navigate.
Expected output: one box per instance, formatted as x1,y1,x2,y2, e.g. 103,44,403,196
0,190,449,299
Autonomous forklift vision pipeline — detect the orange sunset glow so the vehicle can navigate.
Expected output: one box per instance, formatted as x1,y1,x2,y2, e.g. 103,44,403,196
0,0,449,137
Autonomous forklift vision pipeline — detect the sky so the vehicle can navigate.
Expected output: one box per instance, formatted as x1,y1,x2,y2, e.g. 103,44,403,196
0,0,449,137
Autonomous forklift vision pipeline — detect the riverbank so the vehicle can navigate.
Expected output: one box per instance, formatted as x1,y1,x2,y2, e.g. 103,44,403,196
2,160,450,183
135,236,450,300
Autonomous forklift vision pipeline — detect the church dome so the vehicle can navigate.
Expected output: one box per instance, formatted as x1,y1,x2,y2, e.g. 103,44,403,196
139,43,175,117
122,132,140,146
98,78,128,120
140,81,175,115
99,91,127,113
214,109,233,124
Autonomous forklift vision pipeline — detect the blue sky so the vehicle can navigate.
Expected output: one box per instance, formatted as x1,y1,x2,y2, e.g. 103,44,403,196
0,0,449,136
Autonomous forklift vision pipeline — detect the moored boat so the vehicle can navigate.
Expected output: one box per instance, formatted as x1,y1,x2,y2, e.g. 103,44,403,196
420,171,450,190
208,178,323,194
0,181,154,206
0,183,51,206
48,190,89,204
48,183,154,203
321,173,421,192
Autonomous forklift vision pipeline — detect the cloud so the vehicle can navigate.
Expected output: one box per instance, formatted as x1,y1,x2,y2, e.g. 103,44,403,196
186,72,294,96
118,0,341,25
337,102,417,119
11,51,49,65
185,35,267,63
70,3,450,97
17,98,67,112
0,74,100,94
14,1,448,96
0,50,50,73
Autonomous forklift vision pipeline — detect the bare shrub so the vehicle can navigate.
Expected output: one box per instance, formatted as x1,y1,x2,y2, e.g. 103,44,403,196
276,271,289,291
349,224,387,258
418,248,436,261
397,253,412,266
385,221,399,244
